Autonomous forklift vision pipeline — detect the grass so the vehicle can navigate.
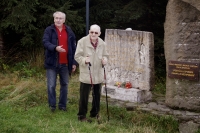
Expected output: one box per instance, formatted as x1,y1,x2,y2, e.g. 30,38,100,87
0,70,179,133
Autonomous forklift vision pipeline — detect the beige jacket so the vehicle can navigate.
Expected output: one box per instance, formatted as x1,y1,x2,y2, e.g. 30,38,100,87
75,35,109,84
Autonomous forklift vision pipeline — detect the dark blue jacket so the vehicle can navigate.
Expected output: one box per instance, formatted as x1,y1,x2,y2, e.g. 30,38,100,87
42,24,77,74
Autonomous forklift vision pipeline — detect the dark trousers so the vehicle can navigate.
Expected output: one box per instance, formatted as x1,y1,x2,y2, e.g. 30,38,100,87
77,82,101,117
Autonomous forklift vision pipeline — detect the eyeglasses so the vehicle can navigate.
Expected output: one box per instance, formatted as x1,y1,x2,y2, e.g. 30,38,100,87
90,31,98,34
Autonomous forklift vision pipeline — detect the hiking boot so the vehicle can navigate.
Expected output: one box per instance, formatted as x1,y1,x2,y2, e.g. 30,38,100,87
90,114,99,119
78,116,92,123
49,106,56,112
59,107,67,111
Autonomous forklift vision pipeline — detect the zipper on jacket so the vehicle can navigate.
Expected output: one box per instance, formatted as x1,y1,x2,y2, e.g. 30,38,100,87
56,38,59,67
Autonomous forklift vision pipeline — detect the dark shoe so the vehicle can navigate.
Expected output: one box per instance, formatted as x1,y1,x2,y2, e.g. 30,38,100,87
90,114,99,119
78,116,92,123
59,107,67,111
50,106,56,112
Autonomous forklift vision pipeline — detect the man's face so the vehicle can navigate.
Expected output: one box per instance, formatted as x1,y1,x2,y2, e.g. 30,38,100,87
54,13,65,27
89,28,101,40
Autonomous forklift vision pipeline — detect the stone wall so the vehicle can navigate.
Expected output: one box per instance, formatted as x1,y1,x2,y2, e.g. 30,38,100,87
165,0,200,111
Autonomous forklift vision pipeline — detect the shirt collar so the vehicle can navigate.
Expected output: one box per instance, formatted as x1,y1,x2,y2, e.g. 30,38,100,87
55,24,65,30
90,38,98,49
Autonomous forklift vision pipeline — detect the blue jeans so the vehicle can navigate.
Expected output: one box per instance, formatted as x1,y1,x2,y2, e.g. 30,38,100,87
46,64,69,109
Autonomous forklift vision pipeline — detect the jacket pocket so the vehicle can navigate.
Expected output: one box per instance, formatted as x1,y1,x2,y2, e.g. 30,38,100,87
46,52,55,66
80,72,91,83
46,57,54,65
99,70,104,83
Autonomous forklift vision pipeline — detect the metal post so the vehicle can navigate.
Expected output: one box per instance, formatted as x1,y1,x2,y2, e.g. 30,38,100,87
86,0,89,35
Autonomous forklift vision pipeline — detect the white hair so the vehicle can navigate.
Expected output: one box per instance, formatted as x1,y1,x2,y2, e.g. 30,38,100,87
90,24,101,32
53,11,66,20
125,28,132,30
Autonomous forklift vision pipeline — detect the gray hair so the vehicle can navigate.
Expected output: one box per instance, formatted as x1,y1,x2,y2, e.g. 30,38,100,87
90,24,101,32
53,11,66,20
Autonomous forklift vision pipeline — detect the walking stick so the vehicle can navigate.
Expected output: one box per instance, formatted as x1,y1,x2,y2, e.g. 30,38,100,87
88,63,99,120
102,65,109,121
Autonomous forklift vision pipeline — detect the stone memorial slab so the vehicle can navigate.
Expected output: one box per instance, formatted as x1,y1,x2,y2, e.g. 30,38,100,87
101,29,154,102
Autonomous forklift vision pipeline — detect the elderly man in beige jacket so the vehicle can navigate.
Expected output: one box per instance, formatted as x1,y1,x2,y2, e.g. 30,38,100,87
75,24,109,122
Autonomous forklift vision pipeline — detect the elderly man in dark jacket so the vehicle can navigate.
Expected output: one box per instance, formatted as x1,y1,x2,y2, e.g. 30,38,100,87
42,11,77,112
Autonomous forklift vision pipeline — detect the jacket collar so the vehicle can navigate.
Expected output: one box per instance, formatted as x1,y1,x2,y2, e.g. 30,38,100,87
50,24,73,36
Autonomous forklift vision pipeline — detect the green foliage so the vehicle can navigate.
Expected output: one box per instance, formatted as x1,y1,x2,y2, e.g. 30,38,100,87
10,61,43,78
106,106,178,132
115,0,147,22
1,0,39,49
2,63,10,71
0,86,15,101
1,0,38,32
153,76,166,95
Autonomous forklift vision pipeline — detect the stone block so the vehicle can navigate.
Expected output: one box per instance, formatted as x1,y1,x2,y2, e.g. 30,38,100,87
104,29,154,91
101,85,152,103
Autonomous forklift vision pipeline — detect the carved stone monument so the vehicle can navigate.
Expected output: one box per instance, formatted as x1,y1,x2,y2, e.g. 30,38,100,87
165,0,200,111
101,29,154,102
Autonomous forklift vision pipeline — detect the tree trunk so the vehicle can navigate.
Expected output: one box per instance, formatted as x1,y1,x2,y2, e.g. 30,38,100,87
0,33,3,57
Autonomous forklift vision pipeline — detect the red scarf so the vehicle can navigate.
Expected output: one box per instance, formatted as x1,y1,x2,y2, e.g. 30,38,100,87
90,38,98,50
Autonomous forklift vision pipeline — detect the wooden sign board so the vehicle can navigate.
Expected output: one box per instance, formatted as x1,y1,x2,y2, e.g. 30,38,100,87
168,60,199,81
